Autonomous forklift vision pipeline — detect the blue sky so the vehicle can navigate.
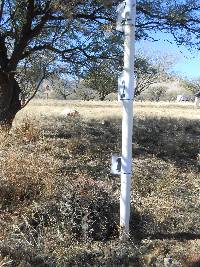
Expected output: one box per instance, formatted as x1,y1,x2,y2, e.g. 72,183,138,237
136,32,200,80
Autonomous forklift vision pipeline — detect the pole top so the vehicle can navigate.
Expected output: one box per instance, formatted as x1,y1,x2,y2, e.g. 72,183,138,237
116,0,136,31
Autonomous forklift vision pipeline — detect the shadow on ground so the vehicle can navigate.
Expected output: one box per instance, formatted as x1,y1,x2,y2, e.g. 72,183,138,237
43,115,200,170
134,116,200,169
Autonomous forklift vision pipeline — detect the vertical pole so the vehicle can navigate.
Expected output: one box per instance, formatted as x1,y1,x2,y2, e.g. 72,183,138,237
119,0,136,239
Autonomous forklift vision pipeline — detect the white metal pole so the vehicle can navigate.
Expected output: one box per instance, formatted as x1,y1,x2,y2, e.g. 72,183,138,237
119,0,136,239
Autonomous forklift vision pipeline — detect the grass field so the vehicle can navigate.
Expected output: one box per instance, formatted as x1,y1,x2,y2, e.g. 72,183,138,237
15,99,200,121
0,100,200,266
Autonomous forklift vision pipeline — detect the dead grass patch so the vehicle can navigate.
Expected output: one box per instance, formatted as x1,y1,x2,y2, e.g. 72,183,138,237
0,101,199,266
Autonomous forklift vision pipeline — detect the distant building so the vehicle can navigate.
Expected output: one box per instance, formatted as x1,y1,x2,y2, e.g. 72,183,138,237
194,90,200,107
41,80,52,99
194,90,200,98
176,95,190,102
44,85,50,99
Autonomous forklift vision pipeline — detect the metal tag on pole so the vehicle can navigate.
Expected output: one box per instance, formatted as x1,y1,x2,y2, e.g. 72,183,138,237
115,0,136,239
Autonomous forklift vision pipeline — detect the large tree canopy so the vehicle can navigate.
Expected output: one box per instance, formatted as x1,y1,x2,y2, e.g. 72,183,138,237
1,0,199,70
0,0,200,127
136,0,200,46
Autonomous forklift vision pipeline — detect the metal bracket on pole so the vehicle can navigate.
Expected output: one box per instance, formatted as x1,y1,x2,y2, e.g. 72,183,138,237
116,0,136,32
111,154,121,175
118,71,134,101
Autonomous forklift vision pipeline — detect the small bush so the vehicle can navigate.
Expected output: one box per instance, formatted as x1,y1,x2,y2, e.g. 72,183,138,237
0,151,56,210
13,117,41,142
23,176,118,243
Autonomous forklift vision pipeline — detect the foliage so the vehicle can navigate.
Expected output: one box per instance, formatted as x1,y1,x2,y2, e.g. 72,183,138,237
75,81,99,100
82,53,173,99
83,61,118,100
136,0,200,47
135,51,175,96
49,75,98,100
181,78,200,95
49,74,76,100
0,0,200,93
141,85,168,101
135,56,160,96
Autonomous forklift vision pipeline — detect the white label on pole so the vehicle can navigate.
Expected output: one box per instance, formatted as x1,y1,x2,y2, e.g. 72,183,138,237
111,154,121,175
118,71,134,101
116,0,136,32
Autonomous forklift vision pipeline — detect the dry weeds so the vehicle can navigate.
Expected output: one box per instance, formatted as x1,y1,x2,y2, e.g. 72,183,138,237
0,100,199,266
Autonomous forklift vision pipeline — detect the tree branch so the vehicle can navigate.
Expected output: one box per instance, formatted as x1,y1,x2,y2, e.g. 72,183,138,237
7,1,51,71
0,0,4,22
0,36,8,69
21,70,46,109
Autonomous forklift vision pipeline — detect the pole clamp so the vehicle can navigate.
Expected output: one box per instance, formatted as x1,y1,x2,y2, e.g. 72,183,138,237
116,0,136,32
118,71,134,101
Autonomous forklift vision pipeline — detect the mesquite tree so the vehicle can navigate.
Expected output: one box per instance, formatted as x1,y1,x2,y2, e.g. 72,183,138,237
83,62,118,101
0,0,199,127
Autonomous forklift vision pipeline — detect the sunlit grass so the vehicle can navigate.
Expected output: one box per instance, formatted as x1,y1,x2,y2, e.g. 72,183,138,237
14,99,199,124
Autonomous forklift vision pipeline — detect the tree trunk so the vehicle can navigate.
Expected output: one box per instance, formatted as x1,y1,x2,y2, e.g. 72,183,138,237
99,91,106,101
0,72,21,129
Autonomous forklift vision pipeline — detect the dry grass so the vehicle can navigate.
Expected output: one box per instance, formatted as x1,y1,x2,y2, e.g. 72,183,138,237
0,100,199,266
15,99,199,120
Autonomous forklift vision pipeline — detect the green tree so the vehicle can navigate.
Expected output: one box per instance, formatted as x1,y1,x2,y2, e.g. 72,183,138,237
83,62,118,101
181,78,200,95
135,56,159,96
148,86,168,101
49,74,76,100
83,55,168,100
16,53,54,105
0,0,199,127
135,52,174,96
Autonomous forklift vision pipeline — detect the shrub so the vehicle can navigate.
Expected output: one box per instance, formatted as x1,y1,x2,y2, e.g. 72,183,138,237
0,150,56,210
13,117,41,143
